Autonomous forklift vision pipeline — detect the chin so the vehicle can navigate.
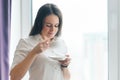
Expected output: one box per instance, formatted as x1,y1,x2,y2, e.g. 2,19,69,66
48,35,55,39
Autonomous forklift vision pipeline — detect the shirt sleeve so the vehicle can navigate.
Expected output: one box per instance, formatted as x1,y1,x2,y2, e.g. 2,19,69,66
11,38,30,70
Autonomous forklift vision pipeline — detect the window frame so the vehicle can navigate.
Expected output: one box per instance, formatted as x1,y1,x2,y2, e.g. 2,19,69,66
108,0,120,80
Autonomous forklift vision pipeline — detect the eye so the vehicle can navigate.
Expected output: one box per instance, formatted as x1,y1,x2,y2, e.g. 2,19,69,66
46,24,52,27
55,24,59,27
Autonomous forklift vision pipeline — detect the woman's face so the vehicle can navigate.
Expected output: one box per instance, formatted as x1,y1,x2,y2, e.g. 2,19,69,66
41,14,59,40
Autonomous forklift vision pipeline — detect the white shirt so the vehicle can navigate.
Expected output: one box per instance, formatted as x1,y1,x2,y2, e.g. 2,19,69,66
11,34,68,80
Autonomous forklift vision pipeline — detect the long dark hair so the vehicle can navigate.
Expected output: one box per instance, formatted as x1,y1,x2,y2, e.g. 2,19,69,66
29,3,63,37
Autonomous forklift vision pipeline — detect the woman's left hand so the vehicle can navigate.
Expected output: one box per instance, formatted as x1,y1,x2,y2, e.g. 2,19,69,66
59,55,71,67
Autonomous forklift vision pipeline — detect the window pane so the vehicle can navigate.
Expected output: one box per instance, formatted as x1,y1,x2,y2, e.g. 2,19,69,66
32,0,108,80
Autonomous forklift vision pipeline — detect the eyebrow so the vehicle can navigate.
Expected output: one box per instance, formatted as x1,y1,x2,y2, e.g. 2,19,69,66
44,22,59,25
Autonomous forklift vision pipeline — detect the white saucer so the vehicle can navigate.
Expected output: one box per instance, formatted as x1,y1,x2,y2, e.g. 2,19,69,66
50,56,66,61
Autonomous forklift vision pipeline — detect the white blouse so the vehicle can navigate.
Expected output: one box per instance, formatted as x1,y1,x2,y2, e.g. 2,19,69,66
11,34,68,80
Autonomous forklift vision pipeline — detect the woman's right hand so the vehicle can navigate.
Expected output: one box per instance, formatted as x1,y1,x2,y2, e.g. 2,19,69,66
10,40,50,80
31,40,50,54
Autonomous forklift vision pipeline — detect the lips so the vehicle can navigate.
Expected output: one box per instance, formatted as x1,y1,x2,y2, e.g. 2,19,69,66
48,32,54,35
48,33,54,37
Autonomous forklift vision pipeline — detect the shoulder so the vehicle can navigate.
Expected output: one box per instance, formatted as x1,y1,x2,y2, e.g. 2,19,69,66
17,35,36,48
16,38,29,49
18,36,32,44
19,34,39,44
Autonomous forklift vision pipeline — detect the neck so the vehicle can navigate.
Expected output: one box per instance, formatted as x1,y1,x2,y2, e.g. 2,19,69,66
41,36,55,43
41,35,48,40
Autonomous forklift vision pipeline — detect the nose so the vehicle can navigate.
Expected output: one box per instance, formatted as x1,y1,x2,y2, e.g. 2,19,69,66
50,26,55,31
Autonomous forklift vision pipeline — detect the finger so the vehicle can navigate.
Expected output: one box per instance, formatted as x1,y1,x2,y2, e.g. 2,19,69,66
59,60,64,63
44,42,50,48
67,58,71,61
65,60,71,65
45,39,50,44
64,57,70,62
66,55,70,57
39,44,43,48
44,40,50,47
62,61,70,66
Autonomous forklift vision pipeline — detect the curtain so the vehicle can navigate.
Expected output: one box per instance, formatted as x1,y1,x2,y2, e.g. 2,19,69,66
0,0,11,80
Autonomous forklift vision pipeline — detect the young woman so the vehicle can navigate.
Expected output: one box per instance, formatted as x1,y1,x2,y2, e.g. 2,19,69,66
10,3,71,80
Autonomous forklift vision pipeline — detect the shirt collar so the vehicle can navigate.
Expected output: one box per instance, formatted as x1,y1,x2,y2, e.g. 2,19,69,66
34,34,57,42
34,34,42,41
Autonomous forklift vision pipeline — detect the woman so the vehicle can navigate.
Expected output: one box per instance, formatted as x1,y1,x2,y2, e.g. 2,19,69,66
10,3,71,80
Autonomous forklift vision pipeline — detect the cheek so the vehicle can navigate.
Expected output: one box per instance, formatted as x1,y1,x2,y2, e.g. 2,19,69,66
54,28,59,33
43,27,49,31
41,27,48,34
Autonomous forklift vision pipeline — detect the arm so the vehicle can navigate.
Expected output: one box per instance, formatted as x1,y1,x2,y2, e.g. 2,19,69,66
10,51,38,80
60,55,71,80
62,67,71,80
10,40,50,80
